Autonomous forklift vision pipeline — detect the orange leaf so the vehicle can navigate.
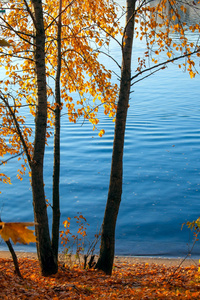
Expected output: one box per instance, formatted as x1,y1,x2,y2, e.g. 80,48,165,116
189,70,195,79
167,52,172,58
0,222,36,244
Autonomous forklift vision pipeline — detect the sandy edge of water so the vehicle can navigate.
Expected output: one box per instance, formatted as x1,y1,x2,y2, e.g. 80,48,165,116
0,251,199,267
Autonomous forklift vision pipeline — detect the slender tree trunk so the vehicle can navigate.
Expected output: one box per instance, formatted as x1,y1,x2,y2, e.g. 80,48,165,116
96,0,136,275
52,0,62,262
31,0,58,276
0,217,22,278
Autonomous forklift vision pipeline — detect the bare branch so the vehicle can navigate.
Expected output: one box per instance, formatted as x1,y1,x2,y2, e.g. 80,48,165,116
132,66,167,86
95,50,121,69
0,151,24,166
131,49,200,85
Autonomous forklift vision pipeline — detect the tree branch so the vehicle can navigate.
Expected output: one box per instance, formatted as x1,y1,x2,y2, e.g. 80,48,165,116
131,49,200,84
0,151,24,166
23,0,37,29
44,0,75,31
0,93,32,166
95,50,121,69
0,217,22,278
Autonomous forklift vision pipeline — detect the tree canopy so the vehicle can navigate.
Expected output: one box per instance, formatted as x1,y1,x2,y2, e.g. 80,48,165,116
0,0,120,183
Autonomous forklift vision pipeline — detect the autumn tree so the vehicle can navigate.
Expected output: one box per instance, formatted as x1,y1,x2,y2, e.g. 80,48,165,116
41,0,120,265
0,0,119,275
96,0,200,275
0,0,56,276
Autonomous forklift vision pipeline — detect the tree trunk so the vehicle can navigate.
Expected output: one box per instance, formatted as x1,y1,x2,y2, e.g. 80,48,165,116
52,0,62,262
31,0,58,276
96,0,136,275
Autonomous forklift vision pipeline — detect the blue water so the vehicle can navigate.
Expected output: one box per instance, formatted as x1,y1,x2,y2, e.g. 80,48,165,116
0,1,200,258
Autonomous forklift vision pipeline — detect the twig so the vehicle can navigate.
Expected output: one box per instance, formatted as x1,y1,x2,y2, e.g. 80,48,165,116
167,233,199,284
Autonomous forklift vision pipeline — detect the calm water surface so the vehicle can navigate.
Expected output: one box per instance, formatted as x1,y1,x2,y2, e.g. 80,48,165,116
0,2,200,258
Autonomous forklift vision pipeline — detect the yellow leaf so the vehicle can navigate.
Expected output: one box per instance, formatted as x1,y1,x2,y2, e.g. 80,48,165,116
167,52,172,58
0,222,36,244
189,70,195,79
98,129,105,137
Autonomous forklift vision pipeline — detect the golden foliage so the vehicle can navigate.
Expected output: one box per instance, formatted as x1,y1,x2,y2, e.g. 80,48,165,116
0,0,120,185
0,0,199,185
134,0,199,74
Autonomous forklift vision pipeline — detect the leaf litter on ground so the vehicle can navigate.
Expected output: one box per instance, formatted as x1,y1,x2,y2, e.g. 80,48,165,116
0,257,200,299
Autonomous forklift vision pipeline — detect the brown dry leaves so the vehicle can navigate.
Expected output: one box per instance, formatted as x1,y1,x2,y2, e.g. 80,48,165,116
0,258,200,299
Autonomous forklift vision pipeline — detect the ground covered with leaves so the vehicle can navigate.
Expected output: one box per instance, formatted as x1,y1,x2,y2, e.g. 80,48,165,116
1,258,200,299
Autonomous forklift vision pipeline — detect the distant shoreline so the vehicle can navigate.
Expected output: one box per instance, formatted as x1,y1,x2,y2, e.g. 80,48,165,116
0,251,199,267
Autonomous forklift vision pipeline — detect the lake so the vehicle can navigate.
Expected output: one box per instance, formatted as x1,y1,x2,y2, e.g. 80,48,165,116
0,1,200,258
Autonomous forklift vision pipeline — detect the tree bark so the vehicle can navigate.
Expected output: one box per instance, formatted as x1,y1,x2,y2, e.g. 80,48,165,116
96,0,136,275
31,0,58,276
52,0,62,263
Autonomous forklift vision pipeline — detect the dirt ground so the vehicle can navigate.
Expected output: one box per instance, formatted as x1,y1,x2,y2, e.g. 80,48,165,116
0,250,198,268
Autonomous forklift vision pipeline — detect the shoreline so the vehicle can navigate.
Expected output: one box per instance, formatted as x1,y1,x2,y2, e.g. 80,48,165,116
0,251,199,267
